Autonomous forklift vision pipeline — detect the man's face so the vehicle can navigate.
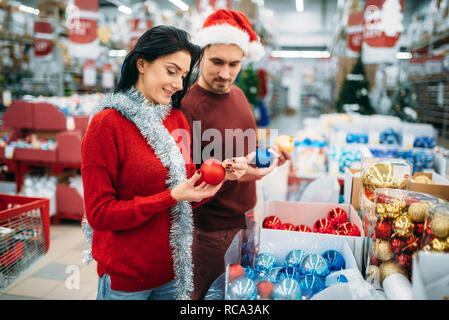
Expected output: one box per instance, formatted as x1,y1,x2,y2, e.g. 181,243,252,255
198,44,244,94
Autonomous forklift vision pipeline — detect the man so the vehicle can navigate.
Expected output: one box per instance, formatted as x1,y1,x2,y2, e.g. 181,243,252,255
181,9,291,300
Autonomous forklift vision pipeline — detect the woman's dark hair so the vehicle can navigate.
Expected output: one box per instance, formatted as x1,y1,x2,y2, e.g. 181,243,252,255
115,25,201,109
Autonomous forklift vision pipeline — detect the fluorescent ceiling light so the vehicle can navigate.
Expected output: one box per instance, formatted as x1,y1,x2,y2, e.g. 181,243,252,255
271,50,331,59
169,0,189,11
396,52,412,60
118,5,132,14
296,0,304,12
19,4,39,15
109,49,127,57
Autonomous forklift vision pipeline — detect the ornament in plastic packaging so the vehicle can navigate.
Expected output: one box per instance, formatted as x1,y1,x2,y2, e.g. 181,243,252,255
229,277,257,300
273,278,301,300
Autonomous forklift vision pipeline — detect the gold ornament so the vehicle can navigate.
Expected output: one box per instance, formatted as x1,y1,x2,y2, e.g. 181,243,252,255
373,239,394,261
393,215,414,237
430,213,449,238
366,265,379,281
413,175,434,184
429,237,449,252
379,261,408,284
408,202,428,223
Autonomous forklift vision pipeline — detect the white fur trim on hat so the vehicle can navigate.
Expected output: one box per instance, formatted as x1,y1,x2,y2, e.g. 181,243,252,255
194,24,264,61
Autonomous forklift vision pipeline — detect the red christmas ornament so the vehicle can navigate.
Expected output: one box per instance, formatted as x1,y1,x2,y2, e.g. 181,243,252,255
296,224,312,233
199,158,225,185
332,229,342,235
327,207,348,226
391,237,406,254
370,255,380,266
257,280,274,299
375,220,392,240
403,236,419,254
228,264,245,283
338,222,361,236
313,218,334,234
414,223,424,236
396,253,412,270
281,223,297,231
263,216,282,229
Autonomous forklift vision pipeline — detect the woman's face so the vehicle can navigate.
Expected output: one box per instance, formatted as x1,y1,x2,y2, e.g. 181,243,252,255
135,50,191,105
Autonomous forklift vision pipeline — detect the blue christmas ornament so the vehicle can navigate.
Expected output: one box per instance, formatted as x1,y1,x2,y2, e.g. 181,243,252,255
299,274,326,300
321,250,345,272
275,266,302,282
243,266,256,280
284,249,307,269
273,278,301,300
325,273,349,287
255,147,274,168
254,253,277,273
266,266,283,283
229,277,257,300
301,254,330,278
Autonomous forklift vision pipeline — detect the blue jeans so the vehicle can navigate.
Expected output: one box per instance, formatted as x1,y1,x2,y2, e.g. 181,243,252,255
96,274,177,300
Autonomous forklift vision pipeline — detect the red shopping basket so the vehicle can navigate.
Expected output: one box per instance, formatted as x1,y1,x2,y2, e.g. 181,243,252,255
0,194,50,290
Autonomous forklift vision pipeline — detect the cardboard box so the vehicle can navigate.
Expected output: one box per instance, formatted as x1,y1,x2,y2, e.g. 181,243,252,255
261,201,366,271
345,168,449,212
224,228,362,300
412,251,449,300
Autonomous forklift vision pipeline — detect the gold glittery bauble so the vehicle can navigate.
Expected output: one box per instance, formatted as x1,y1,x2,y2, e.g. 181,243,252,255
379,261,408,284
393,215,414,237
408,202,428,223
429,237,449,252
430,213,449,238
373,239,394,261
380,198,404,220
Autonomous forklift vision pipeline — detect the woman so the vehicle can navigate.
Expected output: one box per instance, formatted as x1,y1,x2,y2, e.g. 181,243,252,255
81,25,247,300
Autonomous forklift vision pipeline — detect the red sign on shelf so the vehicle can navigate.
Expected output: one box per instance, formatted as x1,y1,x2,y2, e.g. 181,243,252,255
67,0,99,45
128,19,153,52
34,21,53,57
347,11,364,55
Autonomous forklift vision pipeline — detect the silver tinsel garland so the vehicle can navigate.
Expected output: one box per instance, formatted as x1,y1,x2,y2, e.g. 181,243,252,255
81,87,194,300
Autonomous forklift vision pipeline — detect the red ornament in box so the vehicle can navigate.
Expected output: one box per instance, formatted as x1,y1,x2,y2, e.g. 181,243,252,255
257,280,274,299
199,158,225,185
281,223,297,231
337,222,361,236
313,218,334,234
396,253,412,270
228,264,245,283
391,237,406,254
403,236,419,254
370,255,380,266
297,224,312,233
375,220,392,240
327,207,348,226
263,216,282,229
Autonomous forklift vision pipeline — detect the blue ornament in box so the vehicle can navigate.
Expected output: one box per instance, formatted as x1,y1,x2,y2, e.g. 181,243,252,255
229,277,257,300
301,254,330,278
255,253,277,273
321,250,345,272
266,266,283,283
273,278,301,300
284,249,308,269
299,274,326,299
255,147,274,168
243,266,256,280
325,273,349,287
275,266,302,282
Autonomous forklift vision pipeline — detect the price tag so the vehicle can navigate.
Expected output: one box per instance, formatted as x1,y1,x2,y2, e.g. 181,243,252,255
66,116,75,130
403,133,415,148
5,145,14,159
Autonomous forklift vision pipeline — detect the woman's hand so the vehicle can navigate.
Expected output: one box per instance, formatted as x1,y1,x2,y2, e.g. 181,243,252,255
171,170,223,202
223,157,248,181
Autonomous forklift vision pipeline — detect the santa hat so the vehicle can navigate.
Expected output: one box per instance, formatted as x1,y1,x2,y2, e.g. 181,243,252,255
194,9,265,61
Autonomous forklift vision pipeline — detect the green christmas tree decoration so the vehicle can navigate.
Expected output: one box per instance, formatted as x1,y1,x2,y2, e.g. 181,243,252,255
335,56,375,115
236,63,260,107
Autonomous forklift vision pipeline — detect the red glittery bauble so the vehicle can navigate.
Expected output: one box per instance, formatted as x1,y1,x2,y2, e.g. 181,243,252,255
414,223,424,236
257,280,274,299
228,264,245,283
281,223,297,231
404,236,419,254
370,255,380,266
327,208,348,226
396,253,412,270
332,229,342,235
313,218,334,234
391,237,406,254
296,224,312,233
263,216,282,229
338,222,361,236
375,220,392,240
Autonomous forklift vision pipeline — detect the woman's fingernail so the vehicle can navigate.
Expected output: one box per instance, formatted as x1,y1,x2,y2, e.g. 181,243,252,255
196,170,201,174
